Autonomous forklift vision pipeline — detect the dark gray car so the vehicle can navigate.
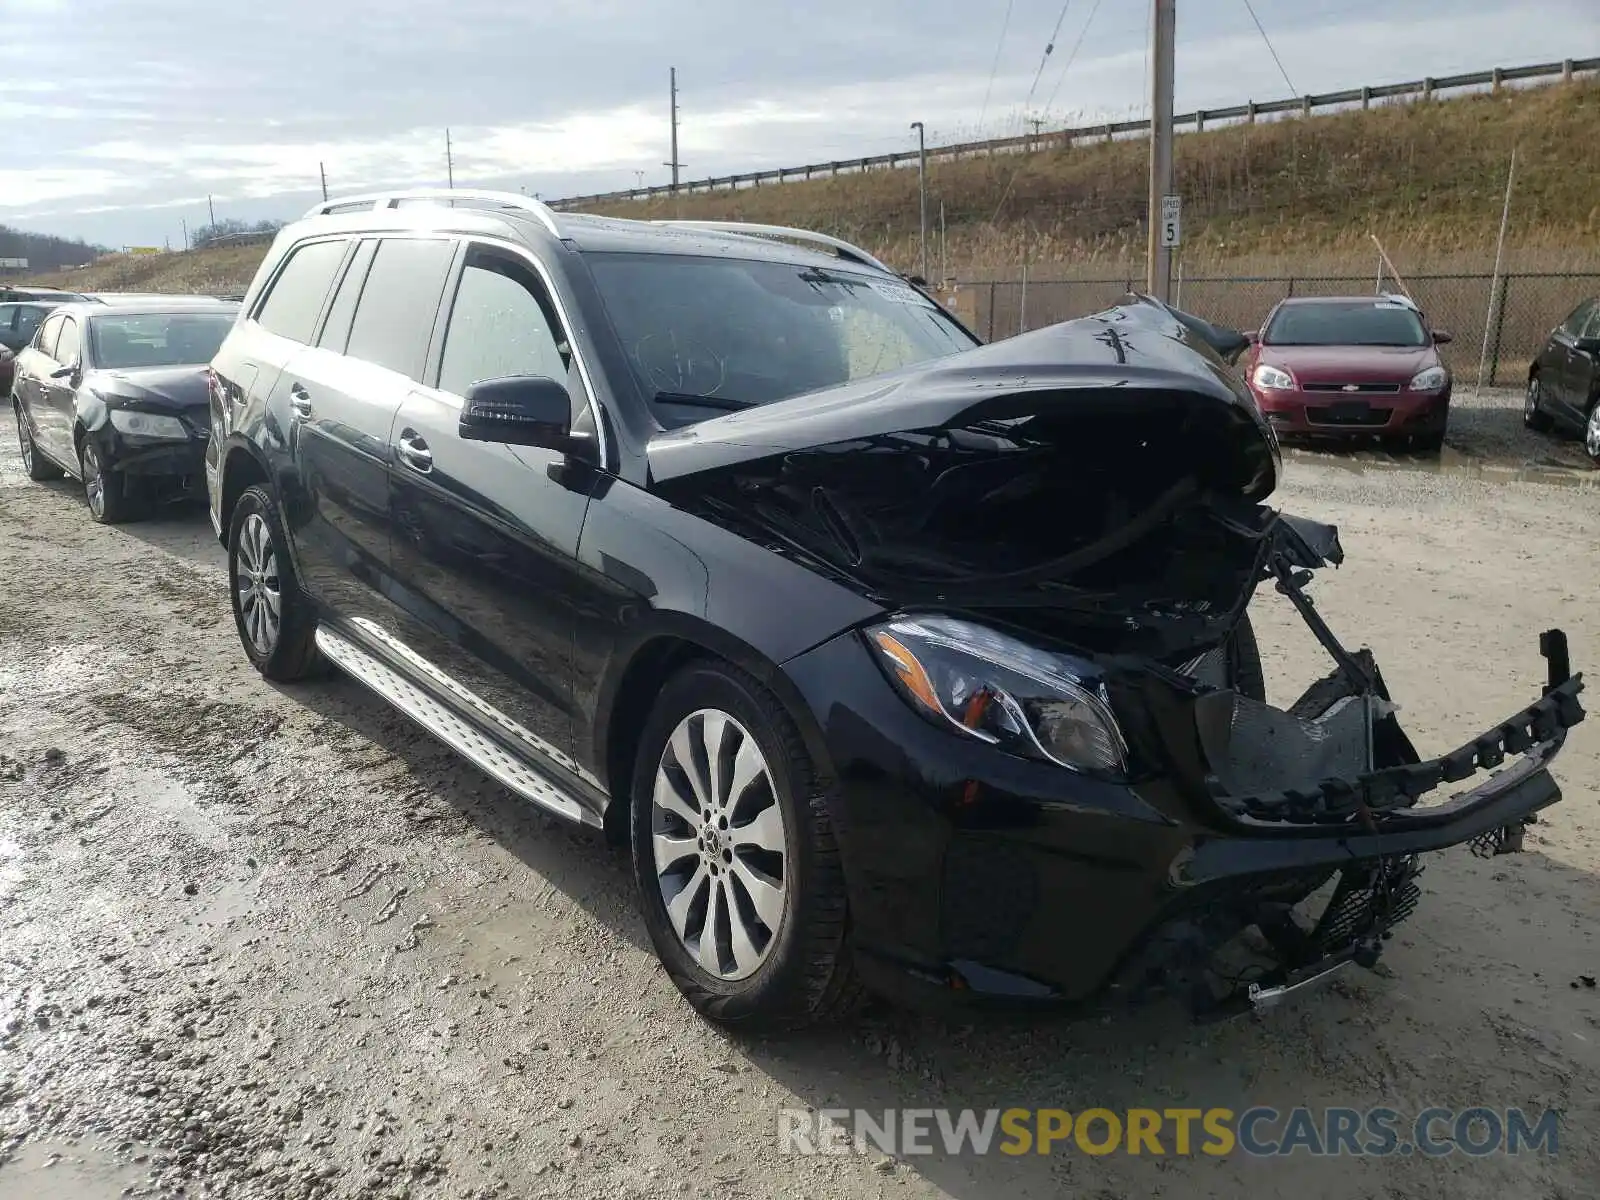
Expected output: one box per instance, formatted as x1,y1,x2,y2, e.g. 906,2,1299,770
11,300,238,522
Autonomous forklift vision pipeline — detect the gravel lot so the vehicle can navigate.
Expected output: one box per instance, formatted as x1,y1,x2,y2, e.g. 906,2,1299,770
2,389,1598,1200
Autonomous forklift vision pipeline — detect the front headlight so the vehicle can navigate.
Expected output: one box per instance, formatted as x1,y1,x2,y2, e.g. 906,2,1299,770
865,615,1127,775
1408,366,1448,392
109,409,189,439
1252,363,1295,390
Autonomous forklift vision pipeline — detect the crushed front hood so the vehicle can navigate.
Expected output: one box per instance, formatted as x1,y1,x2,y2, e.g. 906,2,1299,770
652,301,1282,657
648,300,1279,495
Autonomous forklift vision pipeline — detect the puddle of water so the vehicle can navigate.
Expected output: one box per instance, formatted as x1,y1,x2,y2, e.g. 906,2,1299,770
121,765,229,852
0,1139,149,1200
0,837,23,901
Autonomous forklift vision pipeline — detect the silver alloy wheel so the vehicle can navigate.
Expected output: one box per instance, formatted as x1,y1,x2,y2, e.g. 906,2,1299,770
236,511,283,656
1525,378,1540,422
651,709,789,981
82,442,105,517
15,405,33,472
1587,403,1600,460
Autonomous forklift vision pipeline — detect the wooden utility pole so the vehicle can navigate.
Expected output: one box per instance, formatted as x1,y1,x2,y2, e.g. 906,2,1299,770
445,129,455,189
319,162,328,201
1145,0,1176,300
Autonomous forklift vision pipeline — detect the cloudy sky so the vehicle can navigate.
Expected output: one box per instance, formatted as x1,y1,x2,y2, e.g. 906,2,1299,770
1,0,1594,247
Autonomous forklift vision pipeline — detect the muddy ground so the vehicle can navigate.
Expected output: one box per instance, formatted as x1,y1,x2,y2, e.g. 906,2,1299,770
2,390,1598,1200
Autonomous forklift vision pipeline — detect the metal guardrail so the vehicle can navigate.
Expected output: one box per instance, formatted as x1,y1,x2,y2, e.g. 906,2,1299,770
194,230,277,250
547,58,1598,211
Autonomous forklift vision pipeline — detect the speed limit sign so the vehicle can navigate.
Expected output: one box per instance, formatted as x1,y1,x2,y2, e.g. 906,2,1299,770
1160,195,1181,247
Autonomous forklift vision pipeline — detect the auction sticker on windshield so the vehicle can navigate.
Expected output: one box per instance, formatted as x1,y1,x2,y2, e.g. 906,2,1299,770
872,279,937,306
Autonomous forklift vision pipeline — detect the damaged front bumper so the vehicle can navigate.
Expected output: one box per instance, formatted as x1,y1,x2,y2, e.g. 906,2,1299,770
780,514,1586,1020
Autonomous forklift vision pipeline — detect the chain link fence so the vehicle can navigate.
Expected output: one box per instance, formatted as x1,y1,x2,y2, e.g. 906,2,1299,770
958,272,1600,386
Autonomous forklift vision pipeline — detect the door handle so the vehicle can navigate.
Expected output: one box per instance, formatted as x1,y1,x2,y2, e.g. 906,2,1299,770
396,429,433,474
289,383,312,419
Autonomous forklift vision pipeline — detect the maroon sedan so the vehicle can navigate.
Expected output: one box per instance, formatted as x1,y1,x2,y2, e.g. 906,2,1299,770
1242,296,1453,452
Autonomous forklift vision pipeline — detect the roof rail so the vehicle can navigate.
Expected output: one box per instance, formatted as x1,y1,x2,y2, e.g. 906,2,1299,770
302,189,562,239
652,221,894,274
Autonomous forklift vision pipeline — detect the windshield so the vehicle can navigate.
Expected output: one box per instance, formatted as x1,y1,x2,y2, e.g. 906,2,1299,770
90,311,235,369
1263,301,1428,348
585,252,977,418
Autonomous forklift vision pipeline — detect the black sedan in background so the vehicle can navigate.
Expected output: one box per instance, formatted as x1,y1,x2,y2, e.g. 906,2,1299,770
11,301,238,522
0,299,62,353
1526,295,1600,461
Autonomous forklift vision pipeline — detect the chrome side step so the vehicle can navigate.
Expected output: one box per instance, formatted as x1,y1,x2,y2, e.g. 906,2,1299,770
314,624,596,827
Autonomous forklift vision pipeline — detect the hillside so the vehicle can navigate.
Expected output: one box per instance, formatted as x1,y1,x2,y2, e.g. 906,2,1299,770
27,75,1600,294
1,224,101,274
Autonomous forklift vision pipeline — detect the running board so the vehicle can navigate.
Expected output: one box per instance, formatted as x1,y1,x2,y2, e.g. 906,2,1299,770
314,625,596,827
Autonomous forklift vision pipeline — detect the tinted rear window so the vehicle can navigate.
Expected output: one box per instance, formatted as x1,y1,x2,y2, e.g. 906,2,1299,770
1263,302,1428,347
343,238,455,380
255,239,348,345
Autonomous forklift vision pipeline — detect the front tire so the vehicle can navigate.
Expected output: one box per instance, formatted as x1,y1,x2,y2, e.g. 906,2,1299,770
630,661,861,1030
1586,400,1600,465
1524,374,1553,432
227,484,325,681
80,438,135,523
14,400,63,481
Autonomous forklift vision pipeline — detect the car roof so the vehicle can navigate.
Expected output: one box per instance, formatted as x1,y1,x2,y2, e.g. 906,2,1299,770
553,212,884,272
76,300,240,318
291,197,894,277
1276,294,1421,310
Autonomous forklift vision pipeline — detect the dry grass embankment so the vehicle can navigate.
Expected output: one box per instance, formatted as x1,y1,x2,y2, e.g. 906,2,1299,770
593,76,1600,281
29,76,1600,294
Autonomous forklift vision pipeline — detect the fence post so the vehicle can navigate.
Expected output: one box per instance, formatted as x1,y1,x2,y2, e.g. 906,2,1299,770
987,282,997,341
1422,76,1434,101
1563,58,1574,82
1487,274,1512,386
1246,101,1256,124
1491,66,1504,94
1361,86,1371,110
1286,276,1297,297
1301,94,1312,117
1195,109,1206,133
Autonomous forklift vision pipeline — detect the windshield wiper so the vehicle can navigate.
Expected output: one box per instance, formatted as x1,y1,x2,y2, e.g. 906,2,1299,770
651,390,753,411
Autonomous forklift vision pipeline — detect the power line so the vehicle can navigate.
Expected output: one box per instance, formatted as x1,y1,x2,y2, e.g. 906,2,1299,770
1039,0,1105,117
990,0,1103,226
977,0,1017,135
1021,1,1073,114
1241,0,1300,97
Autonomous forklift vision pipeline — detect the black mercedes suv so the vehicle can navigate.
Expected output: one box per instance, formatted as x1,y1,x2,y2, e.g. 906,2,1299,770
207,190,1584,1029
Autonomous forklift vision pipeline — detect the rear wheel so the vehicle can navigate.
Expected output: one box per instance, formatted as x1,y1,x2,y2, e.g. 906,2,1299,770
14,400,63,481
630,661,861,1030
228,484,325,681
1586,400,1600,464
1524,374,1553,432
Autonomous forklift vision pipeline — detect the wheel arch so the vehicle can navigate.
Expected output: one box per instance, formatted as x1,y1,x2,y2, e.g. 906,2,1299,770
217,436,273,544
595,615,839,846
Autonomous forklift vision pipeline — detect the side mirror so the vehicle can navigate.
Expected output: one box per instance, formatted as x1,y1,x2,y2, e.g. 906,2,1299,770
458,375,581,453
1431,329,1453,345
1243,330,1259,344
50,363,78,380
